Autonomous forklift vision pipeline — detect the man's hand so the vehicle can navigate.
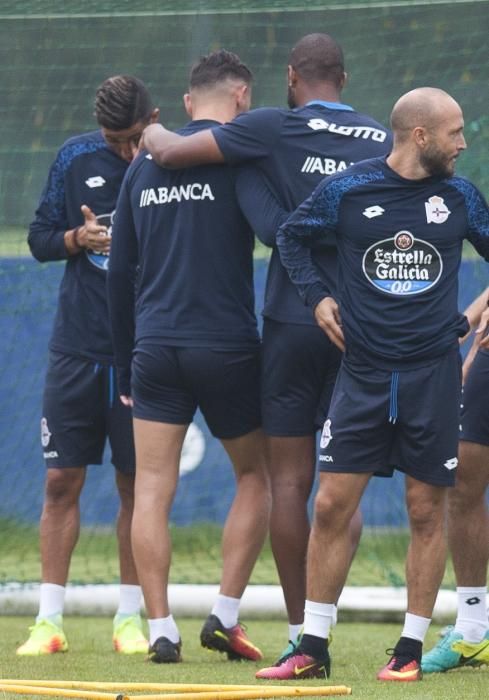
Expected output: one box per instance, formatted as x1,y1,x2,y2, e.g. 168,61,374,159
120,395,133,408
314,296,345,351
139,123,176,165
74,205,111,253
463,306,489,382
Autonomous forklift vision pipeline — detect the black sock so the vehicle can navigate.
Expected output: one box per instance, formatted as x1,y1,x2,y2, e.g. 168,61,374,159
394,636,422,662
299,633,328,660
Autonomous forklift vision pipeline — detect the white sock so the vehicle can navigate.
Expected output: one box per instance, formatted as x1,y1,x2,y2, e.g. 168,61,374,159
455,587,488,642
38,583,65,621
148,615,180,645
303,600,334,640
288,623,303,643
211,594,240,629
116,584,143,617
332,604,338,627
401,612,431,642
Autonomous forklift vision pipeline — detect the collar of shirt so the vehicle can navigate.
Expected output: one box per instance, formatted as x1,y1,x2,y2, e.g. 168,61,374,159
305,100,354,111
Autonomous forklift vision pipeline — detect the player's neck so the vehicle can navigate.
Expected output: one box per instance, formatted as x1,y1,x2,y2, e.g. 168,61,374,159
190,103,238,124
296,85,342,107
387,149,431,180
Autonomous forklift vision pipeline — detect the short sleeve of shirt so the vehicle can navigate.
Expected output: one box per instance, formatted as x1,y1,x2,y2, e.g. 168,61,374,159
212,108,286,164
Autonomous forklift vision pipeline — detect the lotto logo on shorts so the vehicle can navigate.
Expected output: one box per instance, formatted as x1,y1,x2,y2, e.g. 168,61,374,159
320,419,333,449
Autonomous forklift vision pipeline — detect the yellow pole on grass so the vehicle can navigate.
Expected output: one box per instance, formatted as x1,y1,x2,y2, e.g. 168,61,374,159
133,688,352,700
0,684,128,700
0,683,260,693
0,678,351,700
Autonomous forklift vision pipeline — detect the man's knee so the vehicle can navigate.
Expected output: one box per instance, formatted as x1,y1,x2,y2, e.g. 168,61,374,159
408,498,445,536
44,468,85,505
116,471,136,505
313,484,352,530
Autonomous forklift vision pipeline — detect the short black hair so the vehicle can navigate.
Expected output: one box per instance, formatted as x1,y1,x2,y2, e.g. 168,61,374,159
189,49,253,90
289,33,345,87
94,75,154,131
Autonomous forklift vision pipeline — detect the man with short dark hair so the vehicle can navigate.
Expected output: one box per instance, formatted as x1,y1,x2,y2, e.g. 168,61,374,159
108,50,270,664
140,33,392,662
421,287,489,672
270,87,489,681
17,75,159,656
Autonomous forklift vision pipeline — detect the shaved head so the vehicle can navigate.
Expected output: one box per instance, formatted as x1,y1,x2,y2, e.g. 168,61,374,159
390,87,462,142
387,87,466,178
289,33,345,86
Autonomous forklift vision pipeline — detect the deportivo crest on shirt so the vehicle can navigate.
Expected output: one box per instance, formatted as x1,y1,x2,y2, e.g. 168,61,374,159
41,417,51,447
425,195,450,224
362,230,443,295
320,419,333,449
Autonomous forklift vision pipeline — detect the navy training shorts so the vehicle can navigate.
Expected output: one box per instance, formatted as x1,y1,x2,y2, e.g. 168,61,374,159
261,318,342,437
318,349,462,486
131,344,261,440
460,348,489,447
41,350,135,473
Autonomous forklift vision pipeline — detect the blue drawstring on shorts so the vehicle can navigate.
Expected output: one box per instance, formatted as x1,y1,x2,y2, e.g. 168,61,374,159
109,365,115,408
389,371,400,424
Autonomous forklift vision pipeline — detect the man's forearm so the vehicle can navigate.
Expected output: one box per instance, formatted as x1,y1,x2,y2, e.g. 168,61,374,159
463,286,489,329
142,123,224,168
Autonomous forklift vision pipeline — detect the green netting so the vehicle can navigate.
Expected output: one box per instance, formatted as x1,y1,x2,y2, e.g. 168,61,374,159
1,2,488,228
0,2,487,590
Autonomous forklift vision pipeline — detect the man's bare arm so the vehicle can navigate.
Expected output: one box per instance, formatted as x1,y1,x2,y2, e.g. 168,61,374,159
141,123,225,168
462,286,489,333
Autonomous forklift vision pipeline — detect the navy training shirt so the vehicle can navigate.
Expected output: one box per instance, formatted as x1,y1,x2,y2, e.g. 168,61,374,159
28,130,129,363
277,156,489,367
213,103,393,325
108,119,260,396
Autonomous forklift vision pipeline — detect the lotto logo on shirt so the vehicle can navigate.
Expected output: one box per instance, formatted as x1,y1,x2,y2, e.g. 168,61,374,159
362,230,443,295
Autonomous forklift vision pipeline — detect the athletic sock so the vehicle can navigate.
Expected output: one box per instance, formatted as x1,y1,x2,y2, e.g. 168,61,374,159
148,615,180,645
394,635,423,662
401,612,431,643
115,584,143,618
289,623,303,643
455,586,488,642
300,633,329,660
302,600,334,641
211,594,240,629
37,583,65,621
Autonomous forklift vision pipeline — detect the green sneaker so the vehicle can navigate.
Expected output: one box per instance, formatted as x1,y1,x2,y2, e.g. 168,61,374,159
16,618,68,656
451,633,489,666
422,628,489,673
275,637,300,664
113,614,148,654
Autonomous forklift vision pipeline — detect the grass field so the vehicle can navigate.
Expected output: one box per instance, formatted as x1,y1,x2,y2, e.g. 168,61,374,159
1,617,487,700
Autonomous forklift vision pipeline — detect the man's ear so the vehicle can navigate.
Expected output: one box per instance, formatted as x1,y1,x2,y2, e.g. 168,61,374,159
413,126,428,148
340,71,348,90
287,65,297,87
236,83,251,112
149,108,160,124
183,93,193,118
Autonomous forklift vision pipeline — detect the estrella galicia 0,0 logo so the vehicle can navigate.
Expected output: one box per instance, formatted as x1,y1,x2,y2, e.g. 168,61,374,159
362,230,443,295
